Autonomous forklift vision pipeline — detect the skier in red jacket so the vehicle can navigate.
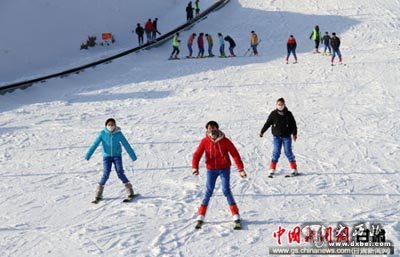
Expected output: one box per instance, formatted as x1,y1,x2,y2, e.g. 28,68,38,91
192,121,247,229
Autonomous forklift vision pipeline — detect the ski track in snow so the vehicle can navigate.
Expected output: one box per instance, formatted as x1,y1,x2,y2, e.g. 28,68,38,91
1,0,400,256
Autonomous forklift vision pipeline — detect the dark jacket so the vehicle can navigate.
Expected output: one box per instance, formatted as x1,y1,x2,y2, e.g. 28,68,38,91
261,108,297,137
186,4,194,17
287,37,297,50
135,25,144,36
321,35,331,45
224,36,236,47
330,36,340,50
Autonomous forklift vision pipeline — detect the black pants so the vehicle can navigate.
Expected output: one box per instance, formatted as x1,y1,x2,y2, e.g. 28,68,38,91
314,40,320,49
138,35,143,46
171,46,180,57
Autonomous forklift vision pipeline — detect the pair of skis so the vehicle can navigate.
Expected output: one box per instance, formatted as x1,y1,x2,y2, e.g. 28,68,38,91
91,194,140,204
195,220,241,230
268,173,300,178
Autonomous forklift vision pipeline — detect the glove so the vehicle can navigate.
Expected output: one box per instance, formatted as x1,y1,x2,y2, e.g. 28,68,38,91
259,132,263,138
192,169,199,176
293,134,298,142
239,170,247,178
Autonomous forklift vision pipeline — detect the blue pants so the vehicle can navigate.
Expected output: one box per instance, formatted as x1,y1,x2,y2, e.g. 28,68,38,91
188,44,193,56
208,44,213,56
331,48,342,62
219,44,225,56
272,136,295,163
286,49,297,60
324,43,331,53
202,168,236,206
100,156,129,185
198,46,204,57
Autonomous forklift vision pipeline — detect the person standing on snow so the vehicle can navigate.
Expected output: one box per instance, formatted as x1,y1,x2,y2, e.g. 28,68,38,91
152,18,161,41
170,32,181,59
187,33,196,58
195,0,200,17
192,121,247,229
197,32,205,58
144,19,154,43
259,98,298,177
286,35,298,64
224,35,236,57
250,31,259,56
85,118,137,203
135,23,144,46
186,2,194,21
330,32,342,65
321,31,332,55
218,33,226,57
205,33,214,57
309,25,321,53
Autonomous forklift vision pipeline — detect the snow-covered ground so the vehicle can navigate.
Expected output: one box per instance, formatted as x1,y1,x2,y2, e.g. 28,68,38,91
0,0,215,85
1,0,400,256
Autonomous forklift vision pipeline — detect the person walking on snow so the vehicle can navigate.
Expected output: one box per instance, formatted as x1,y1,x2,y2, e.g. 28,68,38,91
224,35,236,57
205,33,214,57
144,19,154,43
321,31,332,55
170,33,181,59
259,98,298,177
195,0,200,17
250,31,259,56
330,32,342,65
286,35,297,64
309,25,321,53
192,121,247,228
187,33,196,58
218,33,226,57
85,118,137,203
197,32,205,58
186,2,194,21
135,23,144,46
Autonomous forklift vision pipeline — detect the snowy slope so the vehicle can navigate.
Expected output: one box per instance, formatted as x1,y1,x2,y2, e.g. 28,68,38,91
0,0,215,85
1,0,400,256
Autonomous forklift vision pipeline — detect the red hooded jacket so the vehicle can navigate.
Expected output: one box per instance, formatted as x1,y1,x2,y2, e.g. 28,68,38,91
192,132,244,171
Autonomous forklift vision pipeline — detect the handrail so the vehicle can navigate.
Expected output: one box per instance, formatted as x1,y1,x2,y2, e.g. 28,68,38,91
0,0,230,93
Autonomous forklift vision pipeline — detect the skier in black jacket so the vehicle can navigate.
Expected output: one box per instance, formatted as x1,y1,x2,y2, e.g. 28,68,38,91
224,35,236,57
259,98,298,176
186,2,194,21
135,23,144,46
330,32,342,65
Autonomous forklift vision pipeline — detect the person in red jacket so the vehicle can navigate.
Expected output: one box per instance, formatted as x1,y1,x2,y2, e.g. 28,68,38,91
144,19,154,43
197,32,205,58
286,35,297,64
192,121,247,227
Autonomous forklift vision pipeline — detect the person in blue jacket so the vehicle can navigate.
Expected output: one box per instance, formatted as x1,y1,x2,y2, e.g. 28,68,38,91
85,118,137,203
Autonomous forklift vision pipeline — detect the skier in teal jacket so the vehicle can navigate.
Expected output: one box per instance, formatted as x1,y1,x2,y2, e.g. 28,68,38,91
85,118,137,203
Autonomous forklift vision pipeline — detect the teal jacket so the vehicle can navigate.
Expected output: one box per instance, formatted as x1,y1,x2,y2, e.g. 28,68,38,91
85,127,137,161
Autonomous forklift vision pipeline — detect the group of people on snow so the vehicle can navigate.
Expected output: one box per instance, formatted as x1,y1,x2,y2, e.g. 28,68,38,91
134,18,161,46
170,32,245,59
309,25,342,65
85,97,298,226
186,0,201,21
169,26,342,65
